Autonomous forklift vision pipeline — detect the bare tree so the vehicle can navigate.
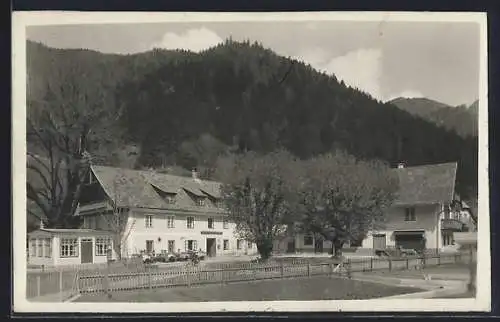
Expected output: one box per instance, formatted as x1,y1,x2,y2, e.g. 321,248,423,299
214,150,300,260
297,151,398,257
26,79,107,228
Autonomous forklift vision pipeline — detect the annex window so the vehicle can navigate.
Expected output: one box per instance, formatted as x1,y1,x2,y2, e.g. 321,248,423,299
187,216,195,229
29,239,36,257
60,238,78,258
36,239,43,257
237,240,243,250
145,215,153,228
223,219,229,229
404,207,416,222
303,235,314,246
247,241,253,249
95,237,111,256
43,238,52,258
166,215,175,228
216,200,224,208
223,239,229,250
165,194,176,204
208,218,214,229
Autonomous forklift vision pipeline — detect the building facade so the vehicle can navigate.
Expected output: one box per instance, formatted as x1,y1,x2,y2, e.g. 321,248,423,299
275,162,474,255
76,165,258,259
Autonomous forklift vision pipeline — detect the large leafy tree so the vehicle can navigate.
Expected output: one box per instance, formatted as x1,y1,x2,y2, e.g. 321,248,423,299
213,150,300,260
297,151,398,257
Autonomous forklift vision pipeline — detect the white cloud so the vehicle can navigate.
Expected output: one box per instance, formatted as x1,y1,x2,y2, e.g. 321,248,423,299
294,48,383,101
151,27,223,52
324,48,383,100
385,90,424,102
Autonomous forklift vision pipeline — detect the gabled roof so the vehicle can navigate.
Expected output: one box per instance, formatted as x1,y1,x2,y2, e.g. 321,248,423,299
393,162,457,206
89,165,223,212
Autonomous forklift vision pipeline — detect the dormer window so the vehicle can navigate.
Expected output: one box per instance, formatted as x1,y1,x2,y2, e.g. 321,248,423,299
196,197,205,207
165,194,176,204
404,207,416,222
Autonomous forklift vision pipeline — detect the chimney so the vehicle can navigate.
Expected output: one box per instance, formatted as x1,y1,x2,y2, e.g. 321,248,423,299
397,162,405,169
192,168,199,180
39,219,44,229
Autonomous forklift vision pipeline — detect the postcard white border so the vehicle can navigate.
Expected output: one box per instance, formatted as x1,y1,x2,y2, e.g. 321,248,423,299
12,11,490,313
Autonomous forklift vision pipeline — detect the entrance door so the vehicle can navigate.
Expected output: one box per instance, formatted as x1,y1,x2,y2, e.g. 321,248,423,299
146,240,154,254
314,238,324,253
395,233,425,252
80,238,93,264
286,238,296,253
206,238,216,257
373,234,386,250
167,240,175,253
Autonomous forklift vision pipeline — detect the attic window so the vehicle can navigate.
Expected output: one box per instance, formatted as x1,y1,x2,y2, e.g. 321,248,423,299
196,197,205,207
165,194,176,204
404,207,416,222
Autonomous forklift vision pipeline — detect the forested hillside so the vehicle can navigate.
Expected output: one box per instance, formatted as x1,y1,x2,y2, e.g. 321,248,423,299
26,39,478,201
389,97,478,138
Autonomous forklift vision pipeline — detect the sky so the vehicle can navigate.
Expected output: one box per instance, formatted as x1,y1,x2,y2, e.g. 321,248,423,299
26,20,480,106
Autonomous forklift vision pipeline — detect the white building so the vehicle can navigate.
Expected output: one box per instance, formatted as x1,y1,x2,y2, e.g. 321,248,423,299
75,165,259,259
275,162,475,254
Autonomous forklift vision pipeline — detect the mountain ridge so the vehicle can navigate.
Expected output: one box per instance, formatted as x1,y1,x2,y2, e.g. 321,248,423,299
26,39,478,201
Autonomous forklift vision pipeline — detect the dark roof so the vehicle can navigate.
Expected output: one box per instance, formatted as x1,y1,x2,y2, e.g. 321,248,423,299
28,228,113,236
90,165,223,212
393,162,457,206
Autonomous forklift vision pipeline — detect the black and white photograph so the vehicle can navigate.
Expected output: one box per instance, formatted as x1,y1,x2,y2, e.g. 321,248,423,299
12,11,489,313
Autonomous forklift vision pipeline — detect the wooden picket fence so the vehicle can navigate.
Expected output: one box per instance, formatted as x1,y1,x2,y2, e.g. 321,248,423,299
77,251,473,296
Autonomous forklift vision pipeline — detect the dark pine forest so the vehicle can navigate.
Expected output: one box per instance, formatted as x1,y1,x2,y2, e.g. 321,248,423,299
26,39,478,202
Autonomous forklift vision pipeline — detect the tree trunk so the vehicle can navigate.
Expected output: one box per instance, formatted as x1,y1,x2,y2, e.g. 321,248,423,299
256,238,273,261
333,239,344,258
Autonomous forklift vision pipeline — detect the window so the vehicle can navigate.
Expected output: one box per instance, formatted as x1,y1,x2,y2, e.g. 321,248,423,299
185,240,198,251
36,239,43,257
216,200,224,208
247,241,253,249
167,215,175,228
443,232,455,246
237,240,243,250
95,237,111,256
223,239,229,250
223,219,229,229
208,218,214,229
187,216,195,229
146,240,154,253
197,198,205,207
304,235,314,246
60,238,78,257
29,239,36,257
168,240,175,253
404,207,416,221
165,194,176,204
43,238,52,258
145,215,153,228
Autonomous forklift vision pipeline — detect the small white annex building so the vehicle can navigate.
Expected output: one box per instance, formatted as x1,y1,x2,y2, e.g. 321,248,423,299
27,228,115,267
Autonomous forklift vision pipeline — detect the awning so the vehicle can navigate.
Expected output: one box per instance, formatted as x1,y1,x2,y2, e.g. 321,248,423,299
393,230,425,236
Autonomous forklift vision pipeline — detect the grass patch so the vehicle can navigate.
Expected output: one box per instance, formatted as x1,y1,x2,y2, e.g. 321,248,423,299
76,276,423,302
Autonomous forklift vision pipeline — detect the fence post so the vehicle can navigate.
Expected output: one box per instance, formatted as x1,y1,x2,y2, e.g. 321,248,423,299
329,263,333,278
148,267,152,290
388,258,392,272
406,258,409,270
347,258,352,279
104,264,110,296
36,275,41,297
307,263,311,277
422,254,426,268
59,270,63,302
280,262,284,279
438,253,441,266
370,257,373,272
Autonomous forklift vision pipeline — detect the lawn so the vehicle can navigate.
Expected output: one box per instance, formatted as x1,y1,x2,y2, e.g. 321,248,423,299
76,276,423,302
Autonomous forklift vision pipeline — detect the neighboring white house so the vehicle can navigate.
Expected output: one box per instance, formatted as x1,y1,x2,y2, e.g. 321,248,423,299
27,228,114,266
275,162,475,254
75,165,259,259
